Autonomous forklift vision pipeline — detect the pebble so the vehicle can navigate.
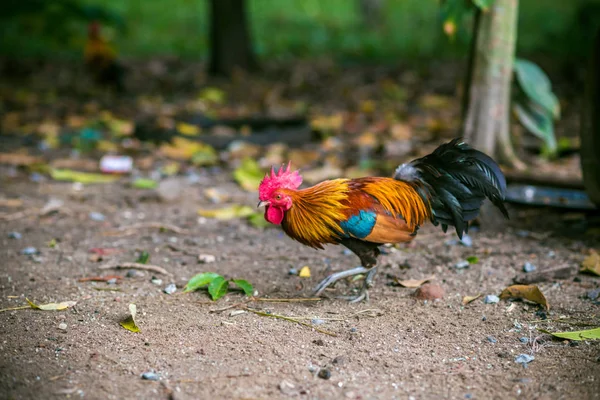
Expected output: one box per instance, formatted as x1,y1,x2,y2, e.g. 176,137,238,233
414,283,445,300
141,372,159,381
522,262,537,273
311,318,325,325
484,295,500,304
288,268,298,275
151,277,163,286
106,278,118,285
279,380,297,396
486,336,497,343
535,310,548,320
58,323,67,330
454,260,470,269
126,270,144,278
163,283,177,295
519,337,529,343
586,288,600,301
88,212,106,222
317,368,331,380
198,254,216,264
8,232,22,239
21,247,38,256
350,327,357,333
157,178,185,202
514,354,535,366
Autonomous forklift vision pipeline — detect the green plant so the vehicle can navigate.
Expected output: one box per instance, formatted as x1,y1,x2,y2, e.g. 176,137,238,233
183,272,254,301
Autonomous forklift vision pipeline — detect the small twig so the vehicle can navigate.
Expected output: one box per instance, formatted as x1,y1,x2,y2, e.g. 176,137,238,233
253,297,322,303
243,307,337,337
102,222,190,237
93,287,122,292
98,262,171,275
0,209,36,221
0,305,31,312
209,300,252,313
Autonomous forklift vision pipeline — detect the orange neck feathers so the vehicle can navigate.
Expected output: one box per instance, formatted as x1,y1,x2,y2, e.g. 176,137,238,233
281,179,350,248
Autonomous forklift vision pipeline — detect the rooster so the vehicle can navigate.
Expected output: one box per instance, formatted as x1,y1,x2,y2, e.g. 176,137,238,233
258,139,508,302
84,21,125,92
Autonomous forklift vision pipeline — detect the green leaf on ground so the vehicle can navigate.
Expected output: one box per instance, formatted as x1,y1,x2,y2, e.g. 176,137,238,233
232,279,254,296
132,178,158,189
466,256,479,264
120,304,140,333
539,327,600,341
26,298,77,311
135,251,150,264
50,169,120,184
233,158,264,191
208,276,228,301
248,212,270,228
198,205,255,220
184,272,221,292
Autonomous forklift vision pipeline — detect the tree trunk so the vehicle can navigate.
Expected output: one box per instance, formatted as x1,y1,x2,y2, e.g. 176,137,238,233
581,27,600,207
208,0,257,76
358,0,383,28
463,0,524,169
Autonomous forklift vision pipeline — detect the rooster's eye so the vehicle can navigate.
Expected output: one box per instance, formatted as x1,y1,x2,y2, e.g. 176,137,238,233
276,194,282,200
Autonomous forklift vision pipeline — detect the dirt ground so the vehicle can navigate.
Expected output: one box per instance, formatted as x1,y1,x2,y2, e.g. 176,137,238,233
1,172,599,400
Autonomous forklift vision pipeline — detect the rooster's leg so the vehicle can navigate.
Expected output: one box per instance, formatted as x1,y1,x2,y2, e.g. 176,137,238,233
313,238,381,301
337,267,378,303
313,266,370,297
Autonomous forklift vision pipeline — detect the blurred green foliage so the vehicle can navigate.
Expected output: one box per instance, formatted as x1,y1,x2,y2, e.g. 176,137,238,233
1,0,599,62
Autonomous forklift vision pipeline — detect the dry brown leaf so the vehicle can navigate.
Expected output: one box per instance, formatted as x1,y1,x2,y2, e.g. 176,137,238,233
395,275,435,288
580,250,600,276
462,293,482,305
499,284,549,310
0,153,45,166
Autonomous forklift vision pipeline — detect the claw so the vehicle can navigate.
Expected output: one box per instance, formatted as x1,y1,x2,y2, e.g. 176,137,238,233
313,266,378,303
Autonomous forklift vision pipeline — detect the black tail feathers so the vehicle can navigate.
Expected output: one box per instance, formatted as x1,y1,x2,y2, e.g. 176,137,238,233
393,138,508,238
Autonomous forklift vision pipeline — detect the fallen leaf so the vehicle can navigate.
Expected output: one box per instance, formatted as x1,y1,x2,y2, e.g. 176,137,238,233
580,250,600,276
395,275,435,288
499,284,549,310
0,198,23,208
198,87,226,104
299,266,311,278
247,212,270,228
232,279,254,297
184,272,221,292
539,327,600,341
159,137,216,164
50,169,120,184
176,122,201,136
208,276,228,300
197,205,254,220
462,293,482,305
233,158,264,191
466,256,479,264
132,178,158,189
78,275,122,282
26,298,77,311
0,152,45,166
135,251,150,264
89,248,122,256
120,304,140,333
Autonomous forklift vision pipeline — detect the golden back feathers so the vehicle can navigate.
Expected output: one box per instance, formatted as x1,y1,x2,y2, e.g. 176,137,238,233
280,177,431,249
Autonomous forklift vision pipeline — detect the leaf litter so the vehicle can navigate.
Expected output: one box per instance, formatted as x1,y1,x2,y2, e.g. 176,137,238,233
499,284,550,310
120,304,140,333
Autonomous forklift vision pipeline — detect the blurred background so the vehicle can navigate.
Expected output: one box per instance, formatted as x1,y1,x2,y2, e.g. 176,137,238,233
1,0,599,212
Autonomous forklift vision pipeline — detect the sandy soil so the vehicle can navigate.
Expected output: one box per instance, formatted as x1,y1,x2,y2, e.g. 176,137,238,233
1,176,599,400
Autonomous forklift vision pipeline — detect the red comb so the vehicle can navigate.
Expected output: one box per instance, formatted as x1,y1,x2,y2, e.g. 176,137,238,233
258,161,302,200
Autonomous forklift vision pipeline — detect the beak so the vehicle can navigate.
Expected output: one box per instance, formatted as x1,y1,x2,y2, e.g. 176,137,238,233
257,200,269,208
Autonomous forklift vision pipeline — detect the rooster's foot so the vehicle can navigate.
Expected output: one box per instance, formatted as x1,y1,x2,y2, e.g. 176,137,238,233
313,266,377,302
